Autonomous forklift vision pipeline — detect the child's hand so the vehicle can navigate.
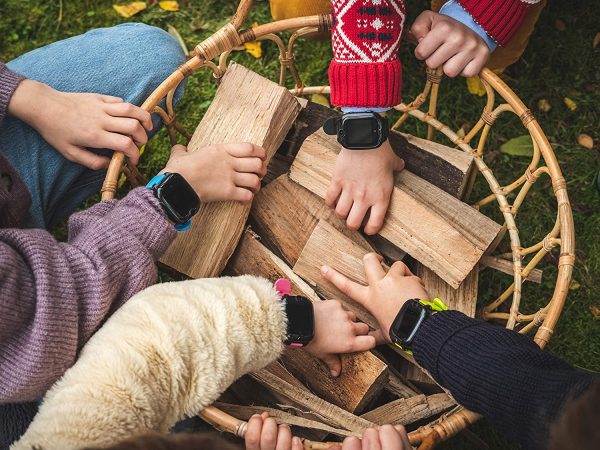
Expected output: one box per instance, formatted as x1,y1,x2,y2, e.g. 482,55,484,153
329,425,412,450
8,79,152,170
305,300,376,377
245,412,303,450
320,254,429,344
162,143,266,203
326,140,404,235
411,11,491,78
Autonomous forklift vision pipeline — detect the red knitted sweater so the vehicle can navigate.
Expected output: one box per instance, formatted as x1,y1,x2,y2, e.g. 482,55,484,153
329,0,541,108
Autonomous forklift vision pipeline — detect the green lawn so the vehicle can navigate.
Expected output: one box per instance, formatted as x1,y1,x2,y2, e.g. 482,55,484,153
1,1,598,449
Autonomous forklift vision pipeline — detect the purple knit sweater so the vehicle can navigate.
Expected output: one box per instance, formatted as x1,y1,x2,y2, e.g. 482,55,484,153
0,62,177,403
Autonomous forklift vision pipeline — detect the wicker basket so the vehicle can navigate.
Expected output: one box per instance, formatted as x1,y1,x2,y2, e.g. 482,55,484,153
100,1,575,448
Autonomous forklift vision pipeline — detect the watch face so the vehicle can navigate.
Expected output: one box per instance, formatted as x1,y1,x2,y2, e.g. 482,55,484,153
158,173,200,223
390,300,427,345
343,116,380,148
284,296,315,344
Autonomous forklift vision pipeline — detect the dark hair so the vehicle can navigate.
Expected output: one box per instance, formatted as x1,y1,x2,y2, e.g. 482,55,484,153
85,431,241,450
548,381,600,450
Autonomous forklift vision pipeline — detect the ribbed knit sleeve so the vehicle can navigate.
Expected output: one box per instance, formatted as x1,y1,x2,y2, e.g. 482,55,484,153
0,62,25,125
456,0,542,46
0,187,176,403
329,0,405,108
413,311,598,450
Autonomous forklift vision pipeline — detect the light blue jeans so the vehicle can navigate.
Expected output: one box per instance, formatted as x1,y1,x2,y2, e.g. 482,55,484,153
0,23,186,229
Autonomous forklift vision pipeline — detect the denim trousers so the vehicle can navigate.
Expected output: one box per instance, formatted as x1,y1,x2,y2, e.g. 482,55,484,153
0,22,186,229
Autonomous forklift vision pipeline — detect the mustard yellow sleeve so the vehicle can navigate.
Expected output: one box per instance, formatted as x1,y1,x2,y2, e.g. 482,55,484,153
269,0,331,20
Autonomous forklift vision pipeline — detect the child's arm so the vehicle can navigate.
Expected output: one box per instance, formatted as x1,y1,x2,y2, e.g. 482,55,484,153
12,277,375,450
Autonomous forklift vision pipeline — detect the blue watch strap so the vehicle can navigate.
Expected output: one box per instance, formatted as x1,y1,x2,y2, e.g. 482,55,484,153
146,173,192,232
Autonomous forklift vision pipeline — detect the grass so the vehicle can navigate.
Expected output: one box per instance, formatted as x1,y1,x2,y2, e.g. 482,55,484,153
1,0,599,448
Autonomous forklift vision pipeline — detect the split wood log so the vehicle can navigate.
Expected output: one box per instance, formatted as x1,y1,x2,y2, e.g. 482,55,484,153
480,255,543,284
251,368,376,433
290,130,502,288
228,229,388,413
214,402,359,438
387,371,420,399
293,220,380,329
281,101,474,197
160,63,301,278
360,393,455,426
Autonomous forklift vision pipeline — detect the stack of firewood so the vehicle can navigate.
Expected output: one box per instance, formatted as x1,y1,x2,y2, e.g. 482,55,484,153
159,63,502,438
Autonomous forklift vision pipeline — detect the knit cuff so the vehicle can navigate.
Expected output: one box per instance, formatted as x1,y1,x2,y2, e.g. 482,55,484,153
329,60,402,108
412,310,480,380
0,63,26,124
455,0,530,46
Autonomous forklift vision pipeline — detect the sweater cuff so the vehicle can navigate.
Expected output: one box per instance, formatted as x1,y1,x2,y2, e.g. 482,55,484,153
329,60,402,108
112,187,177,260
455,0,530,46
0,63,26,125
412,310,480,380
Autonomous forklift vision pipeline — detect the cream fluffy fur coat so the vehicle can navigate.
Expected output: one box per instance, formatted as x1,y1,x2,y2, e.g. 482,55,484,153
12,275,287,450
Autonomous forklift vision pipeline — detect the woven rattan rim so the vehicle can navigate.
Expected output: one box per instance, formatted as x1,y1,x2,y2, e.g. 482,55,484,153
99,1,575,448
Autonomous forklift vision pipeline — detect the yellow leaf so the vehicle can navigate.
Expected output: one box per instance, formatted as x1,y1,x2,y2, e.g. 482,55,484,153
466,76,486,96
311,94,330,108
590,305,600,320
113,1,147,18
577,133,594,149
244,40,262,58
564,97,577,111
537,98,551,113
569,279,581,291
159,1,179,11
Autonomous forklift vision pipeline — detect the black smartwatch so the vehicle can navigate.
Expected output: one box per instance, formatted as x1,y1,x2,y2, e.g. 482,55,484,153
323,112,389,150
389,299,432,351
282,295,315,347
146,172,200,231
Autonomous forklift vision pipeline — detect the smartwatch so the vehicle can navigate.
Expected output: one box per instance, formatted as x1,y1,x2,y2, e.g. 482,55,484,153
282,295,315,347
323,112,389,150
389,298,448,352
146,173,200,231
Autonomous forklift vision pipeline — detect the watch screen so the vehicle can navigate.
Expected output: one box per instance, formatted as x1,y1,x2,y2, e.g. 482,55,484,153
395,302,424,340
286,297,314,337
345,117,379,146
161,174,199,217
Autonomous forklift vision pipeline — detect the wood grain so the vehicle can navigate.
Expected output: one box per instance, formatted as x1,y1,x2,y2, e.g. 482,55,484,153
160,63,301,278
290,130,501,288
360,393,454,426
480,255,543,284
228,229,388,413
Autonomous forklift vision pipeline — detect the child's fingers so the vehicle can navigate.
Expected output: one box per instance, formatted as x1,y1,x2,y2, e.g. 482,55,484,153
320,266,368,304
105,102,153,132
341,436,361,450
346,200,369,230
261,417,279,450
275,424,293,450
101,133,140,166
106,117,149,147
233,157,267,177
322,354,342,377
347,311,357,322
414,31,447,61
234,173,261,193
245,414,264,450
442,53,471,78
364,202,387,235
379,424,404,450
351,335,377,352
363,253,386,284
425,42,457,70
230,187,255,203
326,179,342,208
63,145,110,170
292,437,304,450
97,94,124,103
460,53,487,78
363,428,382,450
353,322,370,336
226,143,267,160
393,425,412,449
389,261,414,277
335,190,353,220
369,329,389,345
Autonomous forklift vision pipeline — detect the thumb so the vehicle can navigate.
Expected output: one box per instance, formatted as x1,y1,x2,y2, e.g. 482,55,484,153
170,144,188,157
322,354,342,377
394,156,405,172
410,10,434,42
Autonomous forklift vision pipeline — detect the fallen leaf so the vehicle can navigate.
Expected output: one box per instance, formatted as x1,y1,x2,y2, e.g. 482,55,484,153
113,1,147,18
159,1,179,11
167,24,189,55
500,135,534,157
569,279,581,291
311,94,330,108
593,32,600,49
466,76,486,96
590,305,600,320
554,19,566,31
537,98,551,112
564,97,577,111
244,40,262,58
577,133,594,149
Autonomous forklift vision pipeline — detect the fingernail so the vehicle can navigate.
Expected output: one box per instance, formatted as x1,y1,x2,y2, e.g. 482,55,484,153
321,266,329,275
330,369,339,377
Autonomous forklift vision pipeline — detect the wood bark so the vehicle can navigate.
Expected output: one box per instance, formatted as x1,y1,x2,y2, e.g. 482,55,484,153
290,130,501,288
228,229,388,413
360,393,454,426
160,63,301,278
